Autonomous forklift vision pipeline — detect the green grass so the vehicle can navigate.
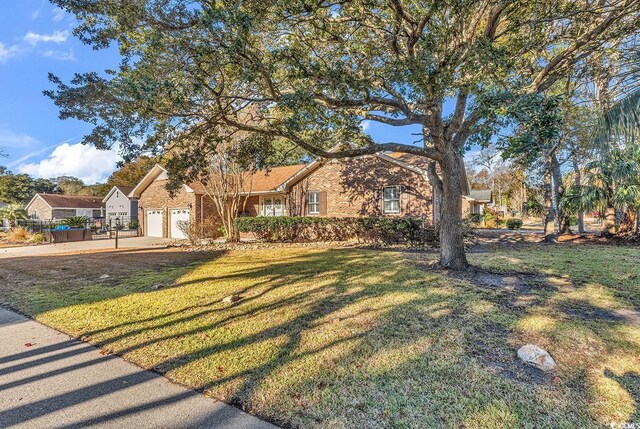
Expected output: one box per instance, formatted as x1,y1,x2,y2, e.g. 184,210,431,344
1,245,639,428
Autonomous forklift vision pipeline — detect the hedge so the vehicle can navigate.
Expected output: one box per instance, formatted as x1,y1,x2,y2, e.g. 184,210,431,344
234,216,436,245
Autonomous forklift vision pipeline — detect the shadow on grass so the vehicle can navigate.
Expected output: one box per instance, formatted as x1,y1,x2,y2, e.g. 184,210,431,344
0,247,637,427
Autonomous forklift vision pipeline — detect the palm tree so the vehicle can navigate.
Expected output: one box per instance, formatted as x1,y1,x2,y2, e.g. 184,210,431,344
571,147,640,236
0,203,28,228
597,89,640,149
583,89,640,235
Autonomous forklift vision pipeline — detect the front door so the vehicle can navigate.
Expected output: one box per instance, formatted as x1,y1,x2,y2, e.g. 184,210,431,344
273,197,284,216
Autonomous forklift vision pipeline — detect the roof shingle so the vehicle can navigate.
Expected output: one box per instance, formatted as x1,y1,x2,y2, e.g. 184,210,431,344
35,193,105,208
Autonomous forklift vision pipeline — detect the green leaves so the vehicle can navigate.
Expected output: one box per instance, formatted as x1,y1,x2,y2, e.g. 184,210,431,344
234,216,436,245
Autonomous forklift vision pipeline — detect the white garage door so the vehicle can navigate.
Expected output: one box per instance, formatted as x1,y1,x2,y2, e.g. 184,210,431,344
170,209,190,239
146,210,163,238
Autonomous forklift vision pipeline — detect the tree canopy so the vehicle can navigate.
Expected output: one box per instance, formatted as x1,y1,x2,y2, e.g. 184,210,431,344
47,0,640,268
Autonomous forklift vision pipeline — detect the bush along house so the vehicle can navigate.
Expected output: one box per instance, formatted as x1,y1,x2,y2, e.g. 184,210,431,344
129,149,490,240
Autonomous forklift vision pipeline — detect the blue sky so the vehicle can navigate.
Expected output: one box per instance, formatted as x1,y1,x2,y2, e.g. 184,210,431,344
0,1,473,184
0,1,122,183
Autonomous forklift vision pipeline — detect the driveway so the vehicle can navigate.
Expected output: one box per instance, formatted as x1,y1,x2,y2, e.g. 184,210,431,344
0,237,177,259
0,308,277,429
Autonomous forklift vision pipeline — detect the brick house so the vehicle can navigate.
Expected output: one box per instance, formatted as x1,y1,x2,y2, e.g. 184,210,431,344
130,151,468,239
25,194,105,220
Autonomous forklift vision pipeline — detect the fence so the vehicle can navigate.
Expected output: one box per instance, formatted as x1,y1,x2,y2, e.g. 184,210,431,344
16,217,139,243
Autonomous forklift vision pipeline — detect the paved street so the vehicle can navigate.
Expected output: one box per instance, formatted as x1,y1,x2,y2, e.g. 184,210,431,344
0,236,176,259
0,308,278,429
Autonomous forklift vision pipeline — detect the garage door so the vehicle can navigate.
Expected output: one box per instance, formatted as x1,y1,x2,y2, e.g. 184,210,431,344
146,210,163,238
170,209,190,239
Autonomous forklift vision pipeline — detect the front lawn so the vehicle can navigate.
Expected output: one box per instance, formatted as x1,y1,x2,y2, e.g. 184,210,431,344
0,245,638,428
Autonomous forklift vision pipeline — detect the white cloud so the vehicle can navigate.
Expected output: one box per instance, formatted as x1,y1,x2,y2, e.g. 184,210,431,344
0,42,19,62
42,48,76,61
52,7,66,22
18,143,122,184
23,30,69,46
360,120,372,131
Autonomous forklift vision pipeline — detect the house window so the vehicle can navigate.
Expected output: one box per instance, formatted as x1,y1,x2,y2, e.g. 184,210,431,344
307,191,320,215
261,196,285,216
116,191,120,198
383,186,401,214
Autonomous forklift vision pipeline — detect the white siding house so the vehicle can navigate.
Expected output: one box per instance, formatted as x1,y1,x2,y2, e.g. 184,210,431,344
102,186,138,222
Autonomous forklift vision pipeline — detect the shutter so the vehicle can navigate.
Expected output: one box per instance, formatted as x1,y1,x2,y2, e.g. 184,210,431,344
319,191,328,216
400,185,409,214
302,191,308,216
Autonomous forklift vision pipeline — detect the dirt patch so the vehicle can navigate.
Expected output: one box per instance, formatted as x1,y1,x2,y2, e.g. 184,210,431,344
0,248,220,301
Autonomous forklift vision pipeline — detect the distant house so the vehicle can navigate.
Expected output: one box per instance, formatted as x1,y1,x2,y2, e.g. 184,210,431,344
25,194,104,220
102,186,138,222
462,189,492,215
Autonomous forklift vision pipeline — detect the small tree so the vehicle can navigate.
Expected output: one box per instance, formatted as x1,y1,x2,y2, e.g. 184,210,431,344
196,141,256,243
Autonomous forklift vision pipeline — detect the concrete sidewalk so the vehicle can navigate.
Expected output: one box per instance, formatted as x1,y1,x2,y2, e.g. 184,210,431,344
0,237,176,259
0,308,278,429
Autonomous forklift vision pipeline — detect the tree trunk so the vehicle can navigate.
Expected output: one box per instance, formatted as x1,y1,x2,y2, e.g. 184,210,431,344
543,158,556,242
603,206,616,236
551,154,569,234
437,151,468,269
571,156,585,234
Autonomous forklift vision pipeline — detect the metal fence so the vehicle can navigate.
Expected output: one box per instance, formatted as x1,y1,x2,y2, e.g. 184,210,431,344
16,217,139,242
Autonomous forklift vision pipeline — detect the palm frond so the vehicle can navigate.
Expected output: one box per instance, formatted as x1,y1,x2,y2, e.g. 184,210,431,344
596,88,640,150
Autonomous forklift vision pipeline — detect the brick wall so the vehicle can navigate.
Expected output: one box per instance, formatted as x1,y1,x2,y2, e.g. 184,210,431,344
26,197,52,220
288,156,433,219
137,180,197,238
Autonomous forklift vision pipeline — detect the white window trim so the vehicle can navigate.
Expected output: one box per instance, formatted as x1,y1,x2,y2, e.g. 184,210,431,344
307,191,320,215
382,185,401,214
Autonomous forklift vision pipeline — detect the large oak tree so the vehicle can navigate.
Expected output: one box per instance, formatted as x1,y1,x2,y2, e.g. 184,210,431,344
47,0,640,268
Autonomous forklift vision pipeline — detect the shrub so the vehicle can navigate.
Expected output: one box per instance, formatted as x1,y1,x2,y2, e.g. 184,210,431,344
28,233,45,243
8,227,29,242
177,218,223,244
506,218,523,230
468,213,483,224
62,216,89,228
234,216,436,245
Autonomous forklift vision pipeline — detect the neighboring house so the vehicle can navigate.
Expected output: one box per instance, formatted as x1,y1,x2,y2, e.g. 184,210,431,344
130,152,470,239
102,186,138,222
25,194,104,220
463,189,493,216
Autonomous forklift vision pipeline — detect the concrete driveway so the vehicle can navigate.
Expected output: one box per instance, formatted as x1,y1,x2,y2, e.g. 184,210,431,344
0,308,278,429
0,237,178,259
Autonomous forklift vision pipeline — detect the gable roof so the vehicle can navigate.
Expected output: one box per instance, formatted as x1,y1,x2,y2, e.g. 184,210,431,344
246,164,306,193
130,150,471,198
278,150,471,196
469,189,492,202
132,163,308,197
129,164,169,198
27,193,104,209
102,185,135,203
187,164,306,194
